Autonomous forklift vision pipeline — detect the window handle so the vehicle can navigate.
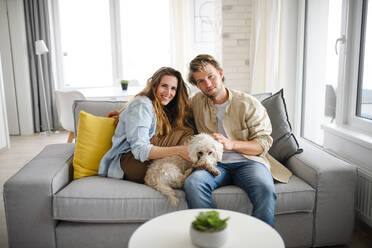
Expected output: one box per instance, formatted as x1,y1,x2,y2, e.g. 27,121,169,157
335,35,346,55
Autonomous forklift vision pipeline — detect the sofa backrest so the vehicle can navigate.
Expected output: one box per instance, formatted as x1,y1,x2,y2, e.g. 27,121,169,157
252,93,272,102
73,100,127,137
71,93,272,139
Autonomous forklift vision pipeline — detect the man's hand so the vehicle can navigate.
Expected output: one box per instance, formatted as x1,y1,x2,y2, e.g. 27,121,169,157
211,133,234,150
107,110,120,125
212,133,264,156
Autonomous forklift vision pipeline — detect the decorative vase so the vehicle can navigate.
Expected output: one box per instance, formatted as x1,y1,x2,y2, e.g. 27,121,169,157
121,83,128,90
189,225,229,248
120,80,128,90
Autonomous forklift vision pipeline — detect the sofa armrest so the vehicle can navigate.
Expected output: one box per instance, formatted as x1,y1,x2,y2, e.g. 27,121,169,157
286,138,357,246
3,143,75,248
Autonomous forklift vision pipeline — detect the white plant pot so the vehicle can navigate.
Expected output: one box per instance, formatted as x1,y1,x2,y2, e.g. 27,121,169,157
189,225,229,248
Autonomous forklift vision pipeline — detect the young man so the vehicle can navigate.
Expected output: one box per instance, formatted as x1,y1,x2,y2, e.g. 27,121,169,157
184,54,286,227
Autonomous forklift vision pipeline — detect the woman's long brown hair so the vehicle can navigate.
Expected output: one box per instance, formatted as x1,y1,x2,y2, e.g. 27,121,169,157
137,67,193,136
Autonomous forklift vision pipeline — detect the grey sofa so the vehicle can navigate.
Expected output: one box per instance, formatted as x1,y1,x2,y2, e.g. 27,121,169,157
4,99,357,248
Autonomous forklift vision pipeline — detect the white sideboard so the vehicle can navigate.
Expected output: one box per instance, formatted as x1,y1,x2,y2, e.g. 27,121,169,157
78,86,145,101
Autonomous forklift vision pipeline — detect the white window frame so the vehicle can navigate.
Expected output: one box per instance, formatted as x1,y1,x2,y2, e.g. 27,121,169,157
50,0,222,91
50,0,126,90
299,0,349,144
293,0,305,137
109,0,123,87
298,0,372,141
300,0,372,137
297,0,372,175
342,0,372,135
333,0,350,127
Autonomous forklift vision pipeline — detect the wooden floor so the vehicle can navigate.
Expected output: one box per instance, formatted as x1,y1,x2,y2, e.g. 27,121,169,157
0,132,372,248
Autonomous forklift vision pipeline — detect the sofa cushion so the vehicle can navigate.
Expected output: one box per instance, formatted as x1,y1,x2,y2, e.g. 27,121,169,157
261,89,303,163
53,176,315,222
73,111,116,179
54,176,188,223
213,176,315,215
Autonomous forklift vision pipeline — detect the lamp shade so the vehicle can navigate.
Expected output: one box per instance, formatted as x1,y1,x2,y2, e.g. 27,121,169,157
35,40,49,55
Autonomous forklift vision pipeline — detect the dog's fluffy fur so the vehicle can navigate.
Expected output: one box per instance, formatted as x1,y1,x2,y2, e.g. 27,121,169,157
144,133,224,206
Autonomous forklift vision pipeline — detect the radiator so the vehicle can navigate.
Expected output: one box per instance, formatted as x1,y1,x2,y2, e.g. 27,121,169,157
355,168,372,227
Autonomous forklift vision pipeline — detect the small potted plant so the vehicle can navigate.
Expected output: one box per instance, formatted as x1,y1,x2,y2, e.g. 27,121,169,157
190,210,229,248
120,80,128,90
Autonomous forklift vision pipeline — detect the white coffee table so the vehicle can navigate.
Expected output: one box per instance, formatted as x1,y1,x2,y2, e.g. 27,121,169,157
128,209,285,248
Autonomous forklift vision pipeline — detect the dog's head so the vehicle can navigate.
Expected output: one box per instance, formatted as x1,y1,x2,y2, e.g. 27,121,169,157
188,133,224,167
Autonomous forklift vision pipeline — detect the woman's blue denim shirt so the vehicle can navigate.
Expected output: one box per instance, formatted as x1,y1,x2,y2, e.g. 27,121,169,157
98,96,156,179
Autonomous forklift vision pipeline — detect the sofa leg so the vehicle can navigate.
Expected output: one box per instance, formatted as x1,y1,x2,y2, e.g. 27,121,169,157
67,132,74,143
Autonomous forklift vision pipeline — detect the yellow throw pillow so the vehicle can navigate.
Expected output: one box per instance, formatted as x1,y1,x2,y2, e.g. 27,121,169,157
73,111,116,179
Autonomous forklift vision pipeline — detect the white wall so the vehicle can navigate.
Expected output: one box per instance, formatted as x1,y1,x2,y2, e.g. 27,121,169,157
0,0,20,135
0,54,10,151
221,0,299,128
279,0,300,128
0,0,34,135
221,0,251,92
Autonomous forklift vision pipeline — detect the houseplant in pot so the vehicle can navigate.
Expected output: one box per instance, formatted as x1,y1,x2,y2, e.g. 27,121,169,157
120,80,128,90
190,210,229,248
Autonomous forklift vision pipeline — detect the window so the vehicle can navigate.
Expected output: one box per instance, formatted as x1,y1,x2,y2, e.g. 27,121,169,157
52,0,222,90
58,0,113,88
356,0,372,121
53,0,172,89
301,0,372,147
301,0,344,145
119,0,171,86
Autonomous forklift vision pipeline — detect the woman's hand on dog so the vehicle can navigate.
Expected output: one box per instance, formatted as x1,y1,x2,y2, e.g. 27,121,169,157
178,145,192,162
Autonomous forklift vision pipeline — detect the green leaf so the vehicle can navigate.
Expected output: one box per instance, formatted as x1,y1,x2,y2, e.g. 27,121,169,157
191,211,229,232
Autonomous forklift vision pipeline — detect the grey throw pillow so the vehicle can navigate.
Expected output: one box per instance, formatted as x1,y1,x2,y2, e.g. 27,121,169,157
261,89,303,163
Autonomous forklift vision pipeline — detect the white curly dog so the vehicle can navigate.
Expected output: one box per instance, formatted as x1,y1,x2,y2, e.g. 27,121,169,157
144,133,224,206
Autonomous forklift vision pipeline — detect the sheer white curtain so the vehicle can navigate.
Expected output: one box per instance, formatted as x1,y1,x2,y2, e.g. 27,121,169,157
249,0,283,94
170,0,190,76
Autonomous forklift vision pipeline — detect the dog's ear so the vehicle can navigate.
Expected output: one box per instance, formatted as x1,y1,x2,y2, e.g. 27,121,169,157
187,143,198,163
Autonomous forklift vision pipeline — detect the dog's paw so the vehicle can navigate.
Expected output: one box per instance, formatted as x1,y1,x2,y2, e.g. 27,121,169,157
184,167,193,177
211,168,221,176
168,196,179,207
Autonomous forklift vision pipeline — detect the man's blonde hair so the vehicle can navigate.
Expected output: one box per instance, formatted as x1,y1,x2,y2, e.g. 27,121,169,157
188,54,224,85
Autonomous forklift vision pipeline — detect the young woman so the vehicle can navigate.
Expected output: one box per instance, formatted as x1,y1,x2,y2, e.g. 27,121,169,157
99,67,195,183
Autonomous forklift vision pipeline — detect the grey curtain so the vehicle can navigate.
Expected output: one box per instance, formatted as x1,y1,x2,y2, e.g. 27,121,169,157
24,0,58,132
